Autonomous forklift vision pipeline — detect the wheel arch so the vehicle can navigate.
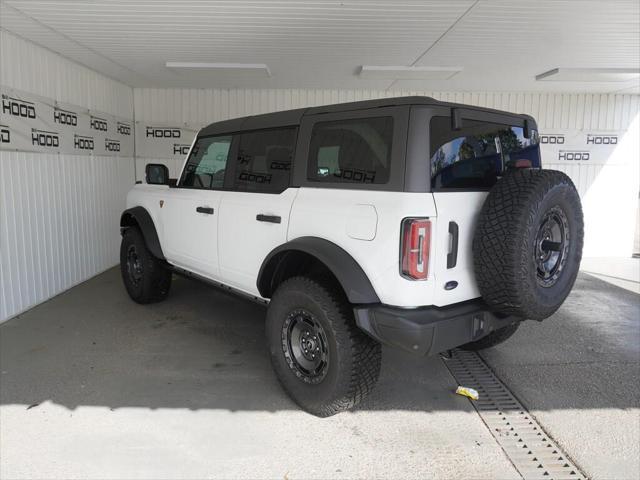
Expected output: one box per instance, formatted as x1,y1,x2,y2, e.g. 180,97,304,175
257,237,380,304
120,206,165,260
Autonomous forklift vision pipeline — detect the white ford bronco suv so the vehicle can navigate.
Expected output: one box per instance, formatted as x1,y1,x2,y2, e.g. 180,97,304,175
120,97,583,416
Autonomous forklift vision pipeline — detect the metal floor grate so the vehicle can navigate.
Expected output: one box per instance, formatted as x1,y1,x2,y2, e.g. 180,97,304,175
443,349,587,480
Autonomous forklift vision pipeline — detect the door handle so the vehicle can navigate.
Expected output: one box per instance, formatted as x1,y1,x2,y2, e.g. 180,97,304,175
256,214,281,224
196,206,214,215
447,221,459,269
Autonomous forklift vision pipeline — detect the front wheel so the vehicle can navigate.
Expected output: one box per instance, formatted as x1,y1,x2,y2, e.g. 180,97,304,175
266,276,381,417
120,226,172,304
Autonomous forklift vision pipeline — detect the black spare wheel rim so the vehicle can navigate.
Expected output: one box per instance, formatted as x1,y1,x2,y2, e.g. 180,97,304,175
534,206,570,288
282,309,329,384
126,244,143,286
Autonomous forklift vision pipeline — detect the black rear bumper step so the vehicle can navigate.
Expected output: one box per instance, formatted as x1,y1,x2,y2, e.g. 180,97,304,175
354,299,519,356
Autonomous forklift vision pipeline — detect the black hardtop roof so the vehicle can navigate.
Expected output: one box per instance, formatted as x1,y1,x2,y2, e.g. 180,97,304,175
198,95,533,137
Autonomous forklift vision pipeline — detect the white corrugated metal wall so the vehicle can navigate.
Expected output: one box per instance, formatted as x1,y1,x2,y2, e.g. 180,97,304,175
0,30,135,322
134,88,640,258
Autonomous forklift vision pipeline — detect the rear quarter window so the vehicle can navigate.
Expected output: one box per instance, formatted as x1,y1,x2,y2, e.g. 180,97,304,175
430,116,540,190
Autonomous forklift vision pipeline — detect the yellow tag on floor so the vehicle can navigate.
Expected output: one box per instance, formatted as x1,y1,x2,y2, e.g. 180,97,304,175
455,386,479,400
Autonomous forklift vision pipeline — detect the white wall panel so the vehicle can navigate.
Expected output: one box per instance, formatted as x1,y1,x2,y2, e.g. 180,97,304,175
0,30,135,322
134,88,640,258
0,30,132,118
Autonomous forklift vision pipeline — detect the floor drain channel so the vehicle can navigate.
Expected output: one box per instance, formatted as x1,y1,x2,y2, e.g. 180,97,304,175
443,349,586,480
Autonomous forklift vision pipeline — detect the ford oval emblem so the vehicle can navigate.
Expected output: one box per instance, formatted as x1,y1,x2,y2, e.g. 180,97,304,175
444,281,458,291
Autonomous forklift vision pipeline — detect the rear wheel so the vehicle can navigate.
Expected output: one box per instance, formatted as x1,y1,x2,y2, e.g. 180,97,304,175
266,276,381,417
120,226,172,303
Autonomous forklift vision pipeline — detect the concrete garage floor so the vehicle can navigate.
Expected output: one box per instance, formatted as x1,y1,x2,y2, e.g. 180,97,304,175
0,269,638,479
481,274,640,480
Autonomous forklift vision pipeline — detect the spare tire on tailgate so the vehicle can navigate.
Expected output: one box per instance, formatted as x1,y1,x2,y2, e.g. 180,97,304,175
473,169,583,320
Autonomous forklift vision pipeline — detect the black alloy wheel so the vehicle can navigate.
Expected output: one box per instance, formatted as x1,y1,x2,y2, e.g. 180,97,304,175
281,309,330,384
535,206,570,288
126,244,144,286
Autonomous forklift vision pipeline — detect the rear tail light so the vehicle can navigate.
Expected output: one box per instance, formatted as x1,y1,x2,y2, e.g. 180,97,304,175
400,218,431,280
514,159,532,168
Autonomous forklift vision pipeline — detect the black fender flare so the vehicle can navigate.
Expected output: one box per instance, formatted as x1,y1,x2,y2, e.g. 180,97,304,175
120,206,165,260
257,237,380,304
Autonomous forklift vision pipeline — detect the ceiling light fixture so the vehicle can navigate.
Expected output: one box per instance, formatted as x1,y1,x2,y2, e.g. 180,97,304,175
358,65,463,80
166,62,271,77
536,68,640,82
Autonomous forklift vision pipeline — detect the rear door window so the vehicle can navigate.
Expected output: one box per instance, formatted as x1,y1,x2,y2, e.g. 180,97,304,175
430,116,540,190
308,116,393,184
233,128,297,194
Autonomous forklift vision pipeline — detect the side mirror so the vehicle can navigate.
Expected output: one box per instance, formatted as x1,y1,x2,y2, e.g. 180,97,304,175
145,163,169,185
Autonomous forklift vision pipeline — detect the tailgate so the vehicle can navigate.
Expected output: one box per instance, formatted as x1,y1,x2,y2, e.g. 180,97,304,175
431,191,487,306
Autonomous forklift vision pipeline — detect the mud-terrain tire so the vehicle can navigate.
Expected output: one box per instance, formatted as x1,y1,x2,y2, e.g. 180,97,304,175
461,323,520,351
120,226,172,304
266,276,381,417
473,169,583,320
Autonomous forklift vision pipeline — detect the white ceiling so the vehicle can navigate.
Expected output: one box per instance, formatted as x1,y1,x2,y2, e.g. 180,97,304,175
1,0,639,92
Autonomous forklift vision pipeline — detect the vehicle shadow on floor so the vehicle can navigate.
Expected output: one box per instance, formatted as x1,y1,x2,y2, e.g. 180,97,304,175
1,268,638,413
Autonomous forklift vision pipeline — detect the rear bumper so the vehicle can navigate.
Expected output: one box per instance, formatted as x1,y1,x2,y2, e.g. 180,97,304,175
354,300,519,356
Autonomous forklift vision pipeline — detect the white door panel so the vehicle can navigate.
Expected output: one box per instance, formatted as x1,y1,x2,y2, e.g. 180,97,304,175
161,189,223,278
157,133,232,278
218,189,299,294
